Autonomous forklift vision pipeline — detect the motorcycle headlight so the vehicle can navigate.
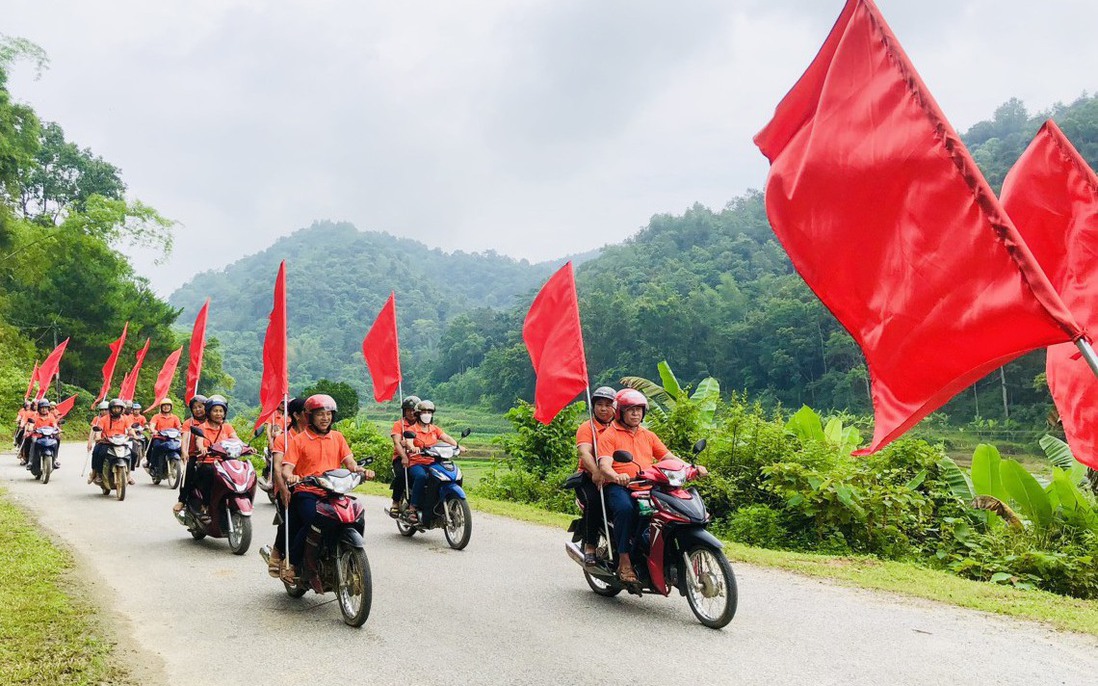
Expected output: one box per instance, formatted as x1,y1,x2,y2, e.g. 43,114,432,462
661,467,688,487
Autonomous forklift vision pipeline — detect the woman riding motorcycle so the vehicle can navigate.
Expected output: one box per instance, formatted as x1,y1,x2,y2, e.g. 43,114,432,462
174,395,237,515
265,396,307,577
26,399,61,471
388,395,421,516
147,398,182,470
597,389,708,584
280,394,375,583
574,386,617,566
89,399,137,485
404,399,458,525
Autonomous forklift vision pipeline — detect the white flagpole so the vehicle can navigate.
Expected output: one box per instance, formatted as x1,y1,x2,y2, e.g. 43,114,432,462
282,392,290,571
586,387,613,562
398,382,409,512
1075,339,1098,379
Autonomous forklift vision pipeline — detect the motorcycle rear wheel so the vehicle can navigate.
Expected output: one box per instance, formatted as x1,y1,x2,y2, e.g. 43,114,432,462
283,577,307,598
167,460,182,489
584,569,623,597
684,545,737,629
190,528,207,540
114,466,127,501
396,518,417,537
443,498,472,550
228,511,252,555
336,543,372,627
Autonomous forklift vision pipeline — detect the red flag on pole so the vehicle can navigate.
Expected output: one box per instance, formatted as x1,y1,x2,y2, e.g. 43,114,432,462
185,298,210,404
54,394,78,419
119,338,151,402
522,262,589,424
93,322,128,405
753,0,1083,454
362,292,402,403
35,338,69,402
24,361,38,399
152,347,184,406
254,261,288,431
1001,120,1098,469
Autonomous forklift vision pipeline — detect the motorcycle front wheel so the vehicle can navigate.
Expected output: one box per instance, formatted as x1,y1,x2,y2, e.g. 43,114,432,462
683,545,737,629
227,511,252,555
41,453,52,484
443,498,472,550
114,466,127,501
336,543,372,627
167,460,182,489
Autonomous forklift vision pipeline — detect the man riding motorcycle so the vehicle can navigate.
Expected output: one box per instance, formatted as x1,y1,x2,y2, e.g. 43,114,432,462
146,398,182,472
25,399,62,471
388,395,421,516
597,389,708,584
89,399,137,485
575,386,617,566
174,395,236,515
404,400,458,525
280,394,374,586
264,396,306,577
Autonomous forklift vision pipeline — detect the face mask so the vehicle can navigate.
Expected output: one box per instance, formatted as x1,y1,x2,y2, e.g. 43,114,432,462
420,413,434,424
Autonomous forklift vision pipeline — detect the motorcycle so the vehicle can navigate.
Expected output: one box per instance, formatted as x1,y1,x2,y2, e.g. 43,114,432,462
145,428,183,488
262,459,374,627
257,447,279,505
130,423,148,472
98,434,133,501
563,440,738,629
392,429,473,550
174,436,258,555
27,426,60,485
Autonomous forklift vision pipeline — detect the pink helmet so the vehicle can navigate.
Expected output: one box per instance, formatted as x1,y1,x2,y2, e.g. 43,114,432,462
614,389,648,421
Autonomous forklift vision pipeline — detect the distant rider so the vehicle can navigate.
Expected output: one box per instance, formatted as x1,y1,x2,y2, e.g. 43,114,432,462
388,395,421,517
146,398,182,473
89,399,137,485
404,399,458,525
264,396,306,578
575,386,617,566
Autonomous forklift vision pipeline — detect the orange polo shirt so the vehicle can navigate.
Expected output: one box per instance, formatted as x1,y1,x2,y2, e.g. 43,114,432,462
596,421,670,479
28,413,59,432
196,421,238,462
97,415,131,440
407,423,445,466
150,413,183,432
269,426,300,455
283,429,353,496
574,419,612,471
390,420,414,458
131,414,147,429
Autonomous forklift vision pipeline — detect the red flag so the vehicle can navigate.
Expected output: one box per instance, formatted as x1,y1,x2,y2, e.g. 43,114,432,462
362,292,402,403
523,262,589,424
119,338,151,402
1001,121,1098,469
753,0,1082,454
93,322,128,405
35,338,70,401
54,394,78,419
24,361,38,399
254,261,288,431
185,298,210,404
152,347,184,406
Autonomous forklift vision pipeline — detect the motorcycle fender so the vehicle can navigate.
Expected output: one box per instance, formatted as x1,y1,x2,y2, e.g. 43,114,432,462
231,496,253,516
339,527,365,549
440,483,467,501
673,527,724,552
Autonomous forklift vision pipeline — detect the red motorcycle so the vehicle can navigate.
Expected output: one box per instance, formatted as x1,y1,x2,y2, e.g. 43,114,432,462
174,437,257,555
564,440,737,629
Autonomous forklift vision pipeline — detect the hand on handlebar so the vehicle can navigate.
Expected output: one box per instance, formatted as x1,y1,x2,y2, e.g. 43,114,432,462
286,474,302,486
611,472,631,487
696,464,709,478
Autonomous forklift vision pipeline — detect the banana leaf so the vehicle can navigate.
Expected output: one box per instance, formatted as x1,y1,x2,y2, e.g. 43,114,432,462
1038,434,1088,485
971,495,1023,529
938,457,973,501
690,377,720,429
1000,459,1053,528
785,405,825,443
1049,467,1092,513
971,444,1008,502
619,376,673,410
657,360,683,399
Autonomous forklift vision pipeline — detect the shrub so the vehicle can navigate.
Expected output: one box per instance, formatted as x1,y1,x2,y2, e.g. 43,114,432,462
722,504,789,548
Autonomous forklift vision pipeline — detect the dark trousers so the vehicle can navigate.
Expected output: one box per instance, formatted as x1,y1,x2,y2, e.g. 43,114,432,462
271,498,287,555
391,458,407,502
149,438,166,471
577,474,606,548
179,460,215,505
288,492,320,566
603,484,640,556
91,443,111,473
408,464,429,508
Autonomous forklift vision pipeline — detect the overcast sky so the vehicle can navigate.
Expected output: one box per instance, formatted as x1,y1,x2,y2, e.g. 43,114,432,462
6,0,1098,296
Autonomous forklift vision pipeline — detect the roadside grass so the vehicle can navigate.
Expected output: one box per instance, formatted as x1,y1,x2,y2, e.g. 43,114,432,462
355,481,1098,636
0,488,125,685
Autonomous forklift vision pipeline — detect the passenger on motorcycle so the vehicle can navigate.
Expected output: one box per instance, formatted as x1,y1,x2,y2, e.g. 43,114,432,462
26,400,61,470
15,400,34,458
597,389,708,584
174,395,237,515
281,394,375,583
146,398,182,470
388,395,421,516
575,386,617,566
265,396,307,577
89,399,137,485
180,394,207,465
404,399,458,525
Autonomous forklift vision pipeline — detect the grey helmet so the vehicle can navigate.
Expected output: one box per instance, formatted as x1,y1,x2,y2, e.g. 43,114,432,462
401,395,422,411
591,386,617,402
97,400,109,411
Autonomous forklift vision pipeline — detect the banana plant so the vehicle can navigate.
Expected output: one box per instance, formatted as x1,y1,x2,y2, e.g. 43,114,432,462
620,360,721,429
783,405,863,454
1038,435,1089,486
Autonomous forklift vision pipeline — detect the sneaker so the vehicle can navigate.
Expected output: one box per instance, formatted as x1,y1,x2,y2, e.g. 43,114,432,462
53,461,60,469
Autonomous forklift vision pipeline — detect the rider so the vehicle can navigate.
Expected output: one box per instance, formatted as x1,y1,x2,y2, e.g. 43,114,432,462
25,399,61,471
404,399,458,525
281,394,374,586
575,386,617,566
129,402,148,470
174,395,236,515
264,396,307,577
15,400,34,459
388,395,421,516
596,389,707,584
147,398,182,472
89,399,137,485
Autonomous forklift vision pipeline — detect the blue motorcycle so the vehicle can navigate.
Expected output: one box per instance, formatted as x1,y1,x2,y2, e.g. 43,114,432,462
146,428,184,488
393,429,473,550
28,426,60,485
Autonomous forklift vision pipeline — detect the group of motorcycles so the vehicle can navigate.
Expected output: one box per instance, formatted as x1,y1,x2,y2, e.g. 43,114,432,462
85,423,184,501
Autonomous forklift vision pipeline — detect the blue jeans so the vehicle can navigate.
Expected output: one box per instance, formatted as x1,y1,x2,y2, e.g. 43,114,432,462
288,492,320,566
408,464,430,508
603,484,640,555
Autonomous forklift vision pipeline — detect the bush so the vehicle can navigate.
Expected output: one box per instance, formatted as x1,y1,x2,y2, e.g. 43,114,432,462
722,504,789,548
339,417,393,481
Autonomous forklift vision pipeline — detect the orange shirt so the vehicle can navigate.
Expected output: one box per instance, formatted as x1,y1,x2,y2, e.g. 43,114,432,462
131,414,147,428
196,421,238,462
574,419,612,472
269,426,300,455
596,422,670,479
182,418,202,458
407,423,444,466
390,420,413,458
283,429,353,495
28,413,59,432
150,413,183,432
97,415,131,440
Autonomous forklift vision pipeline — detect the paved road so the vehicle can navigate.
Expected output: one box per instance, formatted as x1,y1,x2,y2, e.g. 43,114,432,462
3,443,1098,685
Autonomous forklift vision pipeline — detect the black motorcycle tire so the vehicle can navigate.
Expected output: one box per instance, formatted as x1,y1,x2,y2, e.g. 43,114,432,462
683,545,737,630
336,543,372,627
584,569,624,597
443,498,472,550
167,460,182,490
283,577,307,598
114,466,127,501
396,518,417,537
41,453,52,485
190,528,207,541
228,511,252,555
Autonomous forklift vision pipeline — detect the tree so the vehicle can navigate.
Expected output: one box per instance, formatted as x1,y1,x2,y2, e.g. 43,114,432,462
301,379,359,421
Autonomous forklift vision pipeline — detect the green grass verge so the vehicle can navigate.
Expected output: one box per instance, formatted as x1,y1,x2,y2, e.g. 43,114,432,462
0,488,125,685
355,481,1098,635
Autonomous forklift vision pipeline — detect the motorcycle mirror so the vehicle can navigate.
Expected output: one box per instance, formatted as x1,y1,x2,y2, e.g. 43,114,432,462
358,457,374,466
612,450,634,463
461,428,472,438
403,431,417,439
190,426,206,438
692,439,708,456
91,426,102,432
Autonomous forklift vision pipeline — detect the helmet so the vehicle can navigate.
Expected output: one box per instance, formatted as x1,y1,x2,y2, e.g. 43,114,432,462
97,401,109,411
109,398,125,410
189,394,208,410
157,398,173,409
401,395,422,411
37,399,50,410
204,395,228,414
124,401,134,410
48,400,57,408
287,397,307,417
304,394,338,414
414,400,435,414
614,389,648,422
132,402,142,411
591,386,617,402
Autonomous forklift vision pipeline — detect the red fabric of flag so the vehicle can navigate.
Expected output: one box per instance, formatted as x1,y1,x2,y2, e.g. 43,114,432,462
522,262,589,424
93,322,128,405
54,394,78,419
255,261,288,431
185,299,210,404
753,0,1082,454
25,361,38,399
153,347,184,406
35,338,69,401
362,292,402,403
1001,120,1098,469
119,338,151,402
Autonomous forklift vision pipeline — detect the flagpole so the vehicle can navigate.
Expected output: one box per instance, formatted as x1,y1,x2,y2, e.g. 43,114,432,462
1075,339,1098,379
398,382,409,513
282,391,290,575
586,387,614,563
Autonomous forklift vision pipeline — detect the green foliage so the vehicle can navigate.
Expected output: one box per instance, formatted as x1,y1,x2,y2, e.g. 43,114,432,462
338,418,393,482
300,379,360,421
971,444,1009,502
1039,434,1089,485
722,504,789,548
494,400,582,478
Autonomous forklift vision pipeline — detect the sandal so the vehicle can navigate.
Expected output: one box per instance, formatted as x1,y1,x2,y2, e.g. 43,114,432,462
267,552,283,578
387,504,400,519
583,551,598,567
406,509,420,525
280,563,298,584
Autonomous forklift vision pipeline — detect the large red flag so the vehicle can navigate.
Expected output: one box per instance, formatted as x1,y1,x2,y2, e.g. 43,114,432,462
93,322,128,405
753,0,1082,454
24,361,38,400
362,292,402,403
1001,121,1098,469
35,338,70,401
254,261,288,431
523,262,589,424
54,394,78,419
185,298,210,404
152,347,185,406
119,338,151,402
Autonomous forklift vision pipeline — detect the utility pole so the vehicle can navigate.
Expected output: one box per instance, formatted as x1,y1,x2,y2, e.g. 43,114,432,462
999,368,1009,420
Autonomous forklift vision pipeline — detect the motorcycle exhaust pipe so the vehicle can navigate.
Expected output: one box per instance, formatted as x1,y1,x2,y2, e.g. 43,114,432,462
173,509,188,525
564,541,586,567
